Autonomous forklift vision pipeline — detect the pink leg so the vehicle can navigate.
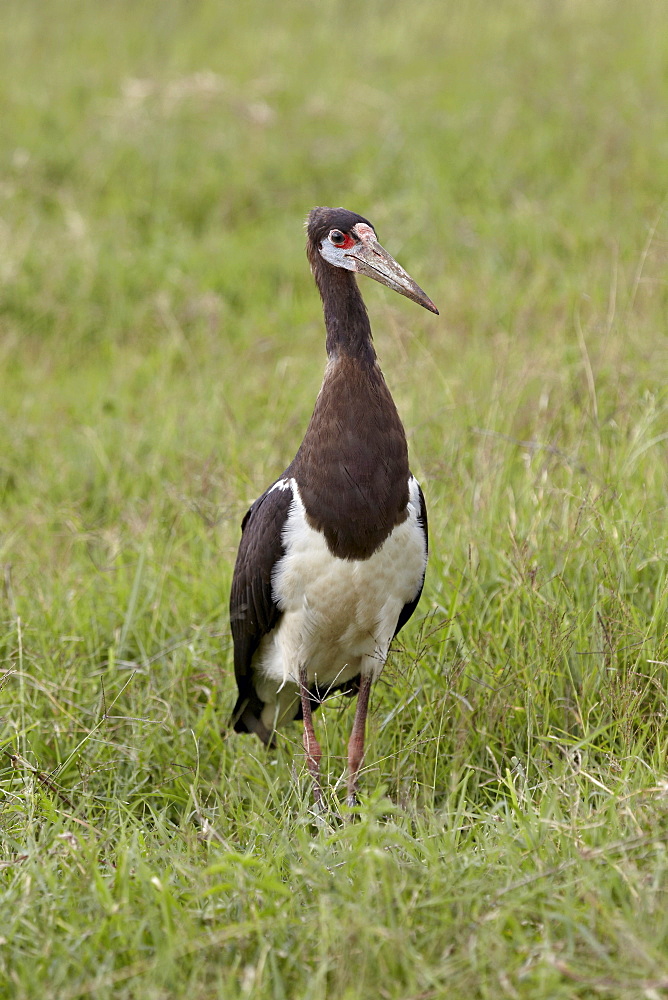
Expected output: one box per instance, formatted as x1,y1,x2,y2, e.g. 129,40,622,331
347,674,373,807
299,663,324,809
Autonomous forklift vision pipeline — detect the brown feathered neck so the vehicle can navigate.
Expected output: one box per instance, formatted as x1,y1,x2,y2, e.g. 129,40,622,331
307,244,377,366
285,250,409,558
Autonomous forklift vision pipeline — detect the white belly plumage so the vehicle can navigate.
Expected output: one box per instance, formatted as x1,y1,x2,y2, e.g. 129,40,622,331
254,476,427,730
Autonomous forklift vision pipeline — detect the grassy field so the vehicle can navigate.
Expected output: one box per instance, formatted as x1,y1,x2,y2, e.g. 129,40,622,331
2,0,668,996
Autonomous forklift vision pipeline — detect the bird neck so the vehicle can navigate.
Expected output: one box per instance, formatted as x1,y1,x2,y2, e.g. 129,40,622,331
314,262,377,365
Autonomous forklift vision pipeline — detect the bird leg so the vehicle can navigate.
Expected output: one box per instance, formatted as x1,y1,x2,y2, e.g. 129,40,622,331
346,673,373,807
299,663,324,810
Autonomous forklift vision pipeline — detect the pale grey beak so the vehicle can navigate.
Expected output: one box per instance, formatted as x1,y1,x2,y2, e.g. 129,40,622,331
347,239,439,315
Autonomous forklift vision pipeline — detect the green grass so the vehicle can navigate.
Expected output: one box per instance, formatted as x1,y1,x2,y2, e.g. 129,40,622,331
1,0,668,996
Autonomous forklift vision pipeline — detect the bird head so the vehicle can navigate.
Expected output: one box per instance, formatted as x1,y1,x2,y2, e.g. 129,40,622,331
306,207,439,315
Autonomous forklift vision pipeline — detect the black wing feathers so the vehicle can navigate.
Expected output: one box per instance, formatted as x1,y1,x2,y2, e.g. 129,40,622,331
229,483,292,733
393,481,428,639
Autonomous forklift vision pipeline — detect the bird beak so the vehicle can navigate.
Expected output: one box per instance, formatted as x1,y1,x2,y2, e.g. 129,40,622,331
347,238,439,315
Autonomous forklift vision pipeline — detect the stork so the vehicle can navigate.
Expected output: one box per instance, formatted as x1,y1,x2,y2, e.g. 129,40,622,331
230,207,438,809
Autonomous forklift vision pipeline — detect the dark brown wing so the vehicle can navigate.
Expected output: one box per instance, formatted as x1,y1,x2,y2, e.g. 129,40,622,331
229,481,293,737
393,480,428,638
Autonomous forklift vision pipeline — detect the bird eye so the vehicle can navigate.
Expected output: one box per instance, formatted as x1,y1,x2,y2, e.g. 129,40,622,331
329,230,346,246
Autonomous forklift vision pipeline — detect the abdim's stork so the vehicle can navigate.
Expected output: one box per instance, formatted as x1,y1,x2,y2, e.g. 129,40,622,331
230,207,438,808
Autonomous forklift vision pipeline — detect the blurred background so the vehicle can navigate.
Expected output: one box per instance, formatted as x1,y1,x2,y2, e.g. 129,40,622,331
2,2,668,996
2,0,666,580
2,0,668,720
2,0,668,788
